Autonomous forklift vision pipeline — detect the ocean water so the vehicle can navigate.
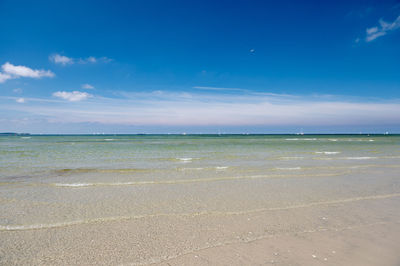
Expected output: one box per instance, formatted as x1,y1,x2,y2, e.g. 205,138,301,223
1,134,400,231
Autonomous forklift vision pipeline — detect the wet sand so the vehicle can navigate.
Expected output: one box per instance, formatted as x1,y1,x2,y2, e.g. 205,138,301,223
162,221,400,266
1,193,399,265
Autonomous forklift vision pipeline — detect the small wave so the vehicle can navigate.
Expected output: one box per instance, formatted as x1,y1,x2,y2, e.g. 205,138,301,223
275,167,301,170
0,216,134,231
20,137,31,139
51,172,345,188
313,157,334,160
54,183,93,187
180,167,204,171
285,138,317,141
53,181,157,187
279,156,304,160
315,151,340,155
176,158,193,162
328,139,338,142
104,139,114,141
344,157,377,160
346,139,375,142
55,168,150,174
215,166,229,170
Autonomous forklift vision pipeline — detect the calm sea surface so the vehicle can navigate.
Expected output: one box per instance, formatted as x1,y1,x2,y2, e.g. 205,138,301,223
1,134,400,230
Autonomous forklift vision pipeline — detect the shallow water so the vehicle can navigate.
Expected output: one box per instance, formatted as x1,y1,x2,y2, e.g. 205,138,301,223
1,134,399,230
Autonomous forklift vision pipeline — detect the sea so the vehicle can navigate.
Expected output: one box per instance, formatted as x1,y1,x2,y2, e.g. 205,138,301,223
1,134,400,232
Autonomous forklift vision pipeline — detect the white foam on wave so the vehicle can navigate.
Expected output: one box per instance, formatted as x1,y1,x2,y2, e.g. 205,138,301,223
52,171,329,188
344,157,377,160
177,158,193,162
180,167,204,170
54,182,151,187
104,139,114,141
328,139,338,142
20,137,31,139
275,167,301,170
315,151,341,155
346,139,375,142
51,168,374,189
0,216,134,231
54,183,96,187
216,166,229,170
0,222,76,231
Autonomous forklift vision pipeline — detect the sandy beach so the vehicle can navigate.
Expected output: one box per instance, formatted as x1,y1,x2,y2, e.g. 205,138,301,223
1,191,400,265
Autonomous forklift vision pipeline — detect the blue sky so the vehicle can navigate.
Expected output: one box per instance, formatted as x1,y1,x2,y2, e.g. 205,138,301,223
0,0,399,134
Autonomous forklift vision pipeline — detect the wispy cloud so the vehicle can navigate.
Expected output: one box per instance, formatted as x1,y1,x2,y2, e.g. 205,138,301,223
0,62,54,83
78,56,111,64
52,91,93,102
16,98,25,103
80,56,97,63
49,54,112,65
193,86,248,93
49,54,73,65
81,84,95,89
3,91,400,127
365,15,400,42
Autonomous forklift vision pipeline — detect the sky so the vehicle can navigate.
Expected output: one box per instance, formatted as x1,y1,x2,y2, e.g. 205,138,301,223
0,0,400,134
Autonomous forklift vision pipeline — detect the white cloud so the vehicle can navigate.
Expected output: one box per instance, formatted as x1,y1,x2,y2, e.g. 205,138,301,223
366,15,400,42
49,54,73,65
2,62,54,78
0,72,12,83
81,84,94,89
52,91,92,102
49,54,112,65
366,31,386,42
366,27,378,34
380,16,400,30
0,62,54,83
16,98,25,103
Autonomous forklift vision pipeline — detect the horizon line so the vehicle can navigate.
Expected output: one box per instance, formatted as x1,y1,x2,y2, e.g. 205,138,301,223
0,133,397,136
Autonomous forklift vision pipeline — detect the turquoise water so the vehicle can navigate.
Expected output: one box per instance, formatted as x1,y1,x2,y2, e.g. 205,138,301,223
1,134,400,230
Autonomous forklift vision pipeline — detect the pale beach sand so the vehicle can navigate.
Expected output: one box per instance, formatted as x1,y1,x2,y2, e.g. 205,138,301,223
1,193,400,265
